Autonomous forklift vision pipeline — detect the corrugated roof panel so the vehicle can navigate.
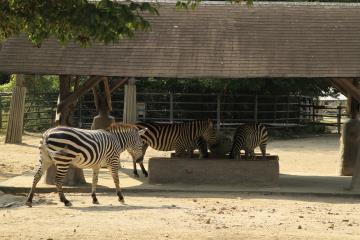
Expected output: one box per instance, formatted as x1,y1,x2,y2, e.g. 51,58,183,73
1,3,360,78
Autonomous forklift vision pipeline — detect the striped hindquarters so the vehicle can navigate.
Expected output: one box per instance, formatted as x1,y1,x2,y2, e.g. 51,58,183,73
230,123,269,157
43,127,116,169
136,120,215,151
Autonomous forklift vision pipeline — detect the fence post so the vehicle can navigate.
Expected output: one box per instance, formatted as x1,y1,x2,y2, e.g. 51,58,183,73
169,92,174,123
273,96,277,123
337,105,342,134
312,101,316,123
254,95,258,123
217,94,221,130
286,96,290,124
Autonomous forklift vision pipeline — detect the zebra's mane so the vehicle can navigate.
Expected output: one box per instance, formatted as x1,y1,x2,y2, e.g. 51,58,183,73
106,122,139,132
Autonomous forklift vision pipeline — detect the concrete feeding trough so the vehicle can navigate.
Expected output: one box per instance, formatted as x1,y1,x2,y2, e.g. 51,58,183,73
148,155,279,187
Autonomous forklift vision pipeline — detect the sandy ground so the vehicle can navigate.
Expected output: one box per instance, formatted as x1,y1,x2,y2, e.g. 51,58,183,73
1,133,359,240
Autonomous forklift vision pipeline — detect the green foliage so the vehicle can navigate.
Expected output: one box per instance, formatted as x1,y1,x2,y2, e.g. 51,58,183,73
0,73,10,84
0,0,159,46
24,75,59,93
0,74,15,92
0,0,254,46
138,78,337,97
0,75,59,92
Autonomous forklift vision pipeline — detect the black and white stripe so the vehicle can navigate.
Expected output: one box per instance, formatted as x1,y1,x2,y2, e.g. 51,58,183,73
229,123,269,160
26,123,146,207
136,119,217,159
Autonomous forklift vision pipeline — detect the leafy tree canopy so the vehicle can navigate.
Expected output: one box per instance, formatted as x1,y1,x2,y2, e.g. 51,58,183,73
0,75,59,92
0,0,251,46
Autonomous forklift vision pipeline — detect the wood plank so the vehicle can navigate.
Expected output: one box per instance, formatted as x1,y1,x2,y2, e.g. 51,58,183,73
333,78,360,102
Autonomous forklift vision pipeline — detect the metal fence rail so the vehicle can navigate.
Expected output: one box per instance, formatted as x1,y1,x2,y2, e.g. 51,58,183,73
0,91,347,133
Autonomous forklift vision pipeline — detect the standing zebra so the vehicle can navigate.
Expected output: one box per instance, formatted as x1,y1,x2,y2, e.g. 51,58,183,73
135,119,217,173
26,123,147,207
229,123,269,160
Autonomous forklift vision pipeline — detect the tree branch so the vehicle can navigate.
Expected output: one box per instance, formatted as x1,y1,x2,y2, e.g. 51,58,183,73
57,76,104,113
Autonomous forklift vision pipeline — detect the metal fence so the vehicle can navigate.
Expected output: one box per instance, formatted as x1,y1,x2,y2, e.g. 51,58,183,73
0,91,347,133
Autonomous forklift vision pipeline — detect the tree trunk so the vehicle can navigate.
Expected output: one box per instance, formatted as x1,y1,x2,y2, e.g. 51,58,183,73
5,74,26,144
45,75,86,185
91,77,115,129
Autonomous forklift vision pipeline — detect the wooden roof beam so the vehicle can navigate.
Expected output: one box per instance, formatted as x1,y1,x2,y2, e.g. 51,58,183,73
329,79,347,96
332,78,360,102
110,77,128,94
57,75,104,113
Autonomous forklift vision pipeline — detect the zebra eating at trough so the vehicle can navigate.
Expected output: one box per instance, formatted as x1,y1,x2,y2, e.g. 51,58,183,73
229,123,269,160
26,123,147,207
136,119,217,162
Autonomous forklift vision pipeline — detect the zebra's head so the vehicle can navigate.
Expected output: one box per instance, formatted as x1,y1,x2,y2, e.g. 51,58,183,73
107,123,147,163
202,119,217,147
127,128,148,163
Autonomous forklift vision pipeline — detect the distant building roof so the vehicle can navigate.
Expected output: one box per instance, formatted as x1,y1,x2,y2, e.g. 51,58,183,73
1,2,360,78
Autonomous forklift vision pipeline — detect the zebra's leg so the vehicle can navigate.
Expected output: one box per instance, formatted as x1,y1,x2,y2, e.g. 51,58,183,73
26,159,52,207
174,145,186,158
250,150,256,160
133,160,139,178
245,150,251,160
91,168,100,204
139,162,148,177
109,159,125,203
235,150,241,160
260,143,267,160
196,137,208,159
55,164,72,206
133,143,148,177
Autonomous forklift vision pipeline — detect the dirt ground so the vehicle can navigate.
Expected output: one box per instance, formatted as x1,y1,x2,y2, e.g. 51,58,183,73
1,133,360,240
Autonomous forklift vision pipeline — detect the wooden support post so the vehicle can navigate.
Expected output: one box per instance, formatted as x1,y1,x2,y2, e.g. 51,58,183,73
123,78,137,124
5,74,27,143
341,119,360,190
0,94,2,130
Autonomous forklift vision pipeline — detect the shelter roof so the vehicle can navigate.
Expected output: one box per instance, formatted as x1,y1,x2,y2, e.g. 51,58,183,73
1,2,360,78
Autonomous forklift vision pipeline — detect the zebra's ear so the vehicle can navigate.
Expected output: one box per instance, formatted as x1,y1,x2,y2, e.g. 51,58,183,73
138,128,148,136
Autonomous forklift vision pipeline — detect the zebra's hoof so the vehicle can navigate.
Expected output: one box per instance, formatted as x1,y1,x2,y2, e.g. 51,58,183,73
134,173,140,178
144,172,148,178
25,201,32,208
119,198,125,204
64,200,72,207
93,200,99,204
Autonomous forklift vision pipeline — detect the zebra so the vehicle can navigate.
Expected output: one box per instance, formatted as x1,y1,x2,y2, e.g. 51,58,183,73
26,123,147,207
229,123,269,160
135,119,217,174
